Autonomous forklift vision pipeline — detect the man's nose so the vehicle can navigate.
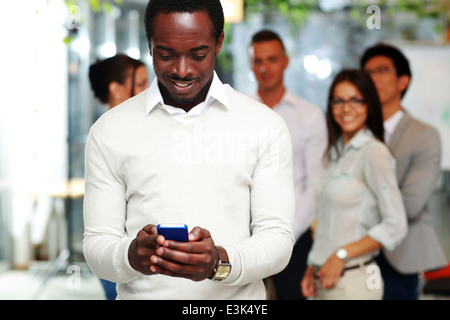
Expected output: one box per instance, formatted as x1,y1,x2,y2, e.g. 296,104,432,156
259,62,268,73
172,57,192,78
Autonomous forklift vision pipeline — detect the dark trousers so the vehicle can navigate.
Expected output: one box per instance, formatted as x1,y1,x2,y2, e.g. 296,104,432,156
376,251,419,300
272,228,312,300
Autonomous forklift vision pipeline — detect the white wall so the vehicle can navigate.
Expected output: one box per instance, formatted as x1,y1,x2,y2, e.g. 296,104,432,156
0,0,68,266
400,43,450,171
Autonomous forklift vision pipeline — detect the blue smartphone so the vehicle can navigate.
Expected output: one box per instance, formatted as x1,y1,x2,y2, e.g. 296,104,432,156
157,224,189,242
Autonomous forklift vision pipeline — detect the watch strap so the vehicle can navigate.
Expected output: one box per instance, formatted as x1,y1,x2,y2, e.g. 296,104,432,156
209,246,231,280
217,246,229,264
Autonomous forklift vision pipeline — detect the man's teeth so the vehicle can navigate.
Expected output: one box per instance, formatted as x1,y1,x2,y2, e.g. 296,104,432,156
176,82,190,87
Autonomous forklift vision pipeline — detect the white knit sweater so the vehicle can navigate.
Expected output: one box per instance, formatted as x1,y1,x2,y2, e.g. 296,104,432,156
83,84,295,300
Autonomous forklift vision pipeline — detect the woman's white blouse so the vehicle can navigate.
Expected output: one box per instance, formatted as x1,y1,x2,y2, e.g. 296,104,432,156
307,129,407,267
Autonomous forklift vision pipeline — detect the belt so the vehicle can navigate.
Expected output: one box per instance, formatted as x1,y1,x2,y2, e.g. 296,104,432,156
342,258,375,274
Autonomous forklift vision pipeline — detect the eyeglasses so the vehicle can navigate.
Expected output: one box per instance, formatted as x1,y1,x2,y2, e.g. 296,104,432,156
365,66,396,76
331,98,366,109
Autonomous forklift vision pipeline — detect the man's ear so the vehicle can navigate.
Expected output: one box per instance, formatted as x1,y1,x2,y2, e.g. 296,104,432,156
216,31,225,56
283,55,290,70
148,40,153,58
398,74,410,93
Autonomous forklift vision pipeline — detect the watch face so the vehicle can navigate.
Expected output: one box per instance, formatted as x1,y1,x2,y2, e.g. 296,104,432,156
336,248,348,260
215,265,231,280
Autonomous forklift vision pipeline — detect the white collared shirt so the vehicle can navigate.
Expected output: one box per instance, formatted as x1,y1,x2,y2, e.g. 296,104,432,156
383,109,404,144
145,71,229,125
252,89,327,241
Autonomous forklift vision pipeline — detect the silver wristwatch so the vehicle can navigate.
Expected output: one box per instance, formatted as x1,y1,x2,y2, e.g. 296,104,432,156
336,248,349,261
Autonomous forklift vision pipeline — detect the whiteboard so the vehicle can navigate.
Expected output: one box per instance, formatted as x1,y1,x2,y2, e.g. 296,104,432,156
399,43,450,170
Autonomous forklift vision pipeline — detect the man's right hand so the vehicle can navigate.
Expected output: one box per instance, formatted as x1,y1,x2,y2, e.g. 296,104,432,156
128,224,163,275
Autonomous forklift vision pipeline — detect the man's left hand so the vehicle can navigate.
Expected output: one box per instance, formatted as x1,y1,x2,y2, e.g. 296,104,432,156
149,226,219,281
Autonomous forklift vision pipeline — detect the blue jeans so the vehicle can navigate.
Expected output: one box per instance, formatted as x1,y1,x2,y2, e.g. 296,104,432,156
100,278,117,300
376,252,419,300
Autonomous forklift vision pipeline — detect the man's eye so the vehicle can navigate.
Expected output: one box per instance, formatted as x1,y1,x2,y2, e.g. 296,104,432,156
192,55,206,61
159,54,172,60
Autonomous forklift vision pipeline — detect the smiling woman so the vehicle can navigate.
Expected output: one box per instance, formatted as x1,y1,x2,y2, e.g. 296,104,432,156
331,82,368,145
325,69,384,156
300,69,407,300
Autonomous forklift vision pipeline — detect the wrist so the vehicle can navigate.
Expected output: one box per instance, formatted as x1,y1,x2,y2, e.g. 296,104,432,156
209,246,220,278
209,246,231,281
305,266,316,277
128,238,139,271
335,247,349,262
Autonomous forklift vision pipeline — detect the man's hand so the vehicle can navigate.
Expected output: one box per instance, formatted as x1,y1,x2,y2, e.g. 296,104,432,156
128,224,162,275
149,226,219,281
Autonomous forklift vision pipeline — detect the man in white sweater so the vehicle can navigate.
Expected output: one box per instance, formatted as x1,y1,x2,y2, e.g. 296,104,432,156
83,0,295,300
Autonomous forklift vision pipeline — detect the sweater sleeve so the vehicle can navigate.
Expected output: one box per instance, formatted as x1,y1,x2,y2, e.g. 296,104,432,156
222,119,296,286
82,128,140,283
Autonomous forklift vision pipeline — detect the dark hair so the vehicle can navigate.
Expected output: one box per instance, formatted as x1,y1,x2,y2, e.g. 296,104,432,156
89,54,144,104
325,69,384,160
144,0,224,44
360,43,412,98
250,29,286,52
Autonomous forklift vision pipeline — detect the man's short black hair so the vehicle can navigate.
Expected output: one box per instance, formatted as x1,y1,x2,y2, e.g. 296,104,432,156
144,0,224,43
251,29,286,52
360,43,412,97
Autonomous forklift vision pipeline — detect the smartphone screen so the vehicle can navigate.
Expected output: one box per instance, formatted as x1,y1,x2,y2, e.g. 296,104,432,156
157,224,189,242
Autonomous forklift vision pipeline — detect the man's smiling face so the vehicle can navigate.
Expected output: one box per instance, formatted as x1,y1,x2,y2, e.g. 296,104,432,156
149,11,224,111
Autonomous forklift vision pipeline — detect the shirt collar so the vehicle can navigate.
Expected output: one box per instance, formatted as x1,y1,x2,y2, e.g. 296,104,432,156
145,71,229,116
252,88,294,108
345,128,374,150
331,128,374,160
383,109,404,143
278,89,296,107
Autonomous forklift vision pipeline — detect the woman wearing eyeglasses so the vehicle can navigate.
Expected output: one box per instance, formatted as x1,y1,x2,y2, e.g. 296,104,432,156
300,69,407,300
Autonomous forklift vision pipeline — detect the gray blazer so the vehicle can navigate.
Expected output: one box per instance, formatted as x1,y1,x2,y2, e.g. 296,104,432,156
383,110,447,274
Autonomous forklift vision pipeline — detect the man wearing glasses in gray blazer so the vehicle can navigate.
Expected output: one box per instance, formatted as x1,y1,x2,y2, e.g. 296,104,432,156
361,43,447,300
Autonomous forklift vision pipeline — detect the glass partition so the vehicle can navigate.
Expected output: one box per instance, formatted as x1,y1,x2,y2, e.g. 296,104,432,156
0,117,11,271
66,1,152,257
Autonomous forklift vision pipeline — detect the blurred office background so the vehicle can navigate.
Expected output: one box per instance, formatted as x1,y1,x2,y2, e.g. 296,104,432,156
0,0,449,299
